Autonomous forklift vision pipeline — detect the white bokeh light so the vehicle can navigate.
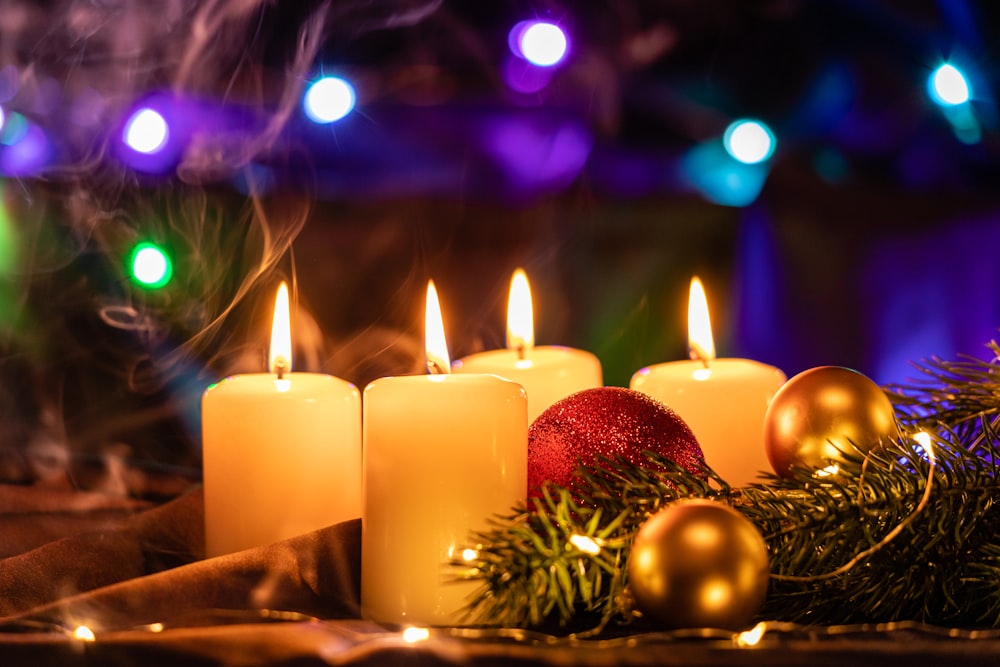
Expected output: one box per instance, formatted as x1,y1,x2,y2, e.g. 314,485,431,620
723,119,776,165
123,107,169,154
929,63,971,106
519,22,568,67
303,76,356,124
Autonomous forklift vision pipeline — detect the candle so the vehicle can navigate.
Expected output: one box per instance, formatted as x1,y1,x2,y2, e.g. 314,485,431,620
629,277,786,487
453,269,602,423
201,282,362,557
362,280,527,626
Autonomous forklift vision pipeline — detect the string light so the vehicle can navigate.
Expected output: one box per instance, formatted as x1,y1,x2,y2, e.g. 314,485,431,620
303,76,356,124
723,119,776,165
128,242,172,289
928,63,971,107
123,107,169,154
402,627,430,643
513,22,569,67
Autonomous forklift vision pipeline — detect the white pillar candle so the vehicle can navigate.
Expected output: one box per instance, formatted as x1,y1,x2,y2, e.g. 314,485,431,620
362,280,527,626
453,269,601,423
630,277,786,487
202,282,361,557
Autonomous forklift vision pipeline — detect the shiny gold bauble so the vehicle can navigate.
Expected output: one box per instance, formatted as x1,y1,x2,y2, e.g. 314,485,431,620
764,366,900,477
627,499,769,630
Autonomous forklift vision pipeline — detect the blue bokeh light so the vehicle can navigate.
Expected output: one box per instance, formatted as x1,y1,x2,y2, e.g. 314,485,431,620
303,76,356,124
0,120,50,176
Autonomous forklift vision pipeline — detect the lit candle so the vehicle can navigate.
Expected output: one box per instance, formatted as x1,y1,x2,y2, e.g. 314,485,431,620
453,269,602,422
362,280,527,626
629,277,786,487
201,282,362,557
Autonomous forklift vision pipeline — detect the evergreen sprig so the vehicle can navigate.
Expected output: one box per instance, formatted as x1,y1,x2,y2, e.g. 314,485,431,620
457,458,725,633
456,343,1000,633
887,340,1000,441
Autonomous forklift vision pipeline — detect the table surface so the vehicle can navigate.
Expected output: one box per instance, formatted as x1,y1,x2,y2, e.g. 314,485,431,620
5,618,1000,667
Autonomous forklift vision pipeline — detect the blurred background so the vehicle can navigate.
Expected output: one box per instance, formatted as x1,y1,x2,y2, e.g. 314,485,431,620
0,0,998,494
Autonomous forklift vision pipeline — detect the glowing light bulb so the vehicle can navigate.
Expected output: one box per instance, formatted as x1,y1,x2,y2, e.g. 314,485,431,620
723,119,776,164
517,22,568,67
569,534,602,555
123,107,169,154
736,621,767,647
129,242,172,289
402,627,430,643
303,76,356,124
929,63,971,106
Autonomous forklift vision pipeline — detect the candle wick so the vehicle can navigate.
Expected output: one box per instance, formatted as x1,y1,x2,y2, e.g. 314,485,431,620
427,359,446,375
274,358,288,380
515,343,526,361
689,343,711,369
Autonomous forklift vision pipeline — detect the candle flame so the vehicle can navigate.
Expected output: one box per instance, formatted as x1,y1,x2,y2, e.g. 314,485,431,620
269,282,292,375
425,280,451,374
687,276,716,363
506,268,534,357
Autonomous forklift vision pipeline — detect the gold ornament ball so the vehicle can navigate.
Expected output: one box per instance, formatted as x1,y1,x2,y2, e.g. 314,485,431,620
763,365,900,477
627,499,769,630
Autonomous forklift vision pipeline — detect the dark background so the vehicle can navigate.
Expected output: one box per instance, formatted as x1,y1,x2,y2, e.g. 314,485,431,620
0,0,998,487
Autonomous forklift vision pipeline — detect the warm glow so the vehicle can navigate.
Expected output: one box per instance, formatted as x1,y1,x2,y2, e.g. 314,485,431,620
914,431,936,463
688,277,716,362
402,627,431,643
506,268,535,354
815,463,840,478
73,625,96,642
269,282,292,375
461,547,479,562
425,280,451,374
736,621,767,647
569,534,602,555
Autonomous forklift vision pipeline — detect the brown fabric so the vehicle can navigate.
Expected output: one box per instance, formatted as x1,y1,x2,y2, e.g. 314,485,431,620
0,485,362,631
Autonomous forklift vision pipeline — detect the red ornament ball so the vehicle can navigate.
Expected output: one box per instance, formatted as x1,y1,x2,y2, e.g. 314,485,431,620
528,387,704,495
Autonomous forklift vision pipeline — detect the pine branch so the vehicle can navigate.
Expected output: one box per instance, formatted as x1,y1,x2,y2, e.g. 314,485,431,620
886,340,1000,441
457,434,1000,632
744,432,1000,626
455,457,726,632
455,344,1000,633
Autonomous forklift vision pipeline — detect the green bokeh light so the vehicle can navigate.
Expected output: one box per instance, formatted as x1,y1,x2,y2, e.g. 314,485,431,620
129,242,172,289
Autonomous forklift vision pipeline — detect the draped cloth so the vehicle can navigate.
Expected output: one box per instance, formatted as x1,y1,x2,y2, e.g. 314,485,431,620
2,483,998,666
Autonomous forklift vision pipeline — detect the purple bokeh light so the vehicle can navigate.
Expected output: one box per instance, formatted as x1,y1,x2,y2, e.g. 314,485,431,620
480,115,591,192
0,120,50,176
123,107,170,154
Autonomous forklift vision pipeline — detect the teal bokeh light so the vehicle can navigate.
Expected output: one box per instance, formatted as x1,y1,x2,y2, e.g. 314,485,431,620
723,119,776,165
928,63,971,107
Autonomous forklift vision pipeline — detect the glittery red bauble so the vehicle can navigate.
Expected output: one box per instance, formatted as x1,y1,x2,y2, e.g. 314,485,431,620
528,387,704,496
